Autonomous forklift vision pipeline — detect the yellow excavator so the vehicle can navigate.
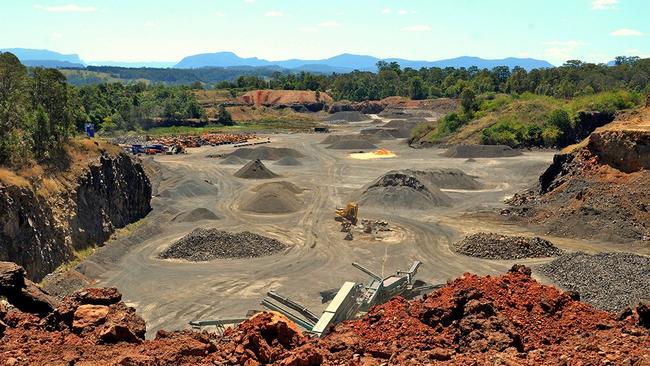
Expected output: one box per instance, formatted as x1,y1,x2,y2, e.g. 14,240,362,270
335,201,359,225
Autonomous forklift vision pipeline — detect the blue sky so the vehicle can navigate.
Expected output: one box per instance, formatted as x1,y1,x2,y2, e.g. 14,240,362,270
1,0,648,65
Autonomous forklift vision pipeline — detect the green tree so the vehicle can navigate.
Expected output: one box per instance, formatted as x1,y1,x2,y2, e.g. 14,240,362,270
215,104,233,126
409,77,427,100
459,88,477,114
33,106,52,159
0,52,29,164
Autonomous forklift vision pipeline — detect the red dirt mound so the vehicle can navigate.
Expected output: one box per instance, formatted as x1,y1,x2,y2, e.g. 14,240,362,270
239,89,333,107
0,264,648,365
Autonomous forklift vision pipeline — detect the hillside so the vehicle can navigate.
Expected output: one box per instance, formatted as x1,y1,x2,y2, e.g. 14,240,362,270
410,91,644,149
175,51,554,71
505,104,650,242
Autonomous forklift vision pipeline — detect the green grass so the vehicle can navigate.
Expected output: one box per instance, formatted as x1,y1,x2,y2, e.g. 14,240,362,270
106,119,320,137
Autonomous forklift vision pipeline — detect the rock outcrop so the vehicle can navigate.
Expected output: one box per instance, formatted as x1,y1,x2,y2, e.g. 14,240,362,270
239,89,333,112
0,152,151,281
0,262,58,316
506,107,650,242
0,265,648,365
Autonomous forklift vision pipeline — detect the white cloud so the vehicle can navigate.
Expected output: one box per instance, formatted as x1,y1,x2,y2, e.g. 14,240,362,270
244,0,255,3
382,8,391,14
299,26,318,33
265,11,284,17
543,40,586,61
591,0,618,10
318,21,341,28
50,32,63,40
34,4,96,13
610,28,643,36
401,25,431,32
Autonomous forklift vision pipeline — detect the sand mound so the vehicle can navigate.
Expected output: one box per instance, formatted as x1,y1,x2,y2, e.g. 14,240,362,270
453,232,562,259
158,178,217,199
442,144,522,158
172,208,221,222
383,120,417,129
327,139,377,150
219,155,246,165
326,111,369,123
274,156,303,166
234,159,280,179
241,182,303,213
403,168,483,190
357,170,452,209
228,146,304,161
360,128,382,135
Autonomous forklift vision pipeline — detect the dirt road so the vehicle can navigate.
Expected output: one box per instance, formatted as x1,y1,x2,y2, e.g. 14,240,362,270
75,121,632,336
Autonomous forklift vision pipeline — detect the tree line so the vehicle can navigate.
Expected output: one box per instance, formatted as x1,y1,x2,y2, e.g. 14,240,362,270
227,57,650,101
0,52,205,166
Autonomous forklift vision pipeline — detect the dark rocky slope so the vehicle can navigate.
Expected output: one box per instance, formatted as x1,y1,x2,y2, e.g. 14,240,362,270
0,153,151,281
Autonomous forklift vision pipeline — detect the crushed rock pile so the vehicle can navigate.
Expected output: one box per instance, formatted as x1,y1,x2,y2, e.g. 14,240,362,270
159,228,286,261
219,155,246,165
406,168,483,190
227,146,304,161
453,232,563,260
326,111,369,123
240,181,303,214
357,170,452,209
320,134,380,145
442,144,522,158
0,264,648,365
234,159,279,179
274,156,303,166
171,208,220,223
539,252,650,312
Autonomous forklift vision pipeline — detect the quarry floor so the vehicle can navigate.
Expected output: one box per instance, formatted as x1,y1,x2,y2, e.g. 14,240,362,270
75,120,640,337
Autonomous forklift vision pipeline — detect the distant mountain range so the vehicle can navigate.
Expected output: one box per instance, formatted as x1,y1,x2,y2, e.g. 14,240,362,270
1,48,86,68
175,52,555,72
2,48,555,72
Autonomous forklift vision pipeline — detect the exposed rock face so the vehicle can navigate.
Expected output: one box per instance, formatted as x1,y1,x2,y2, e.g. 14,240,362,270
328,100,386,114
0,153,151,281
506,107,650,242
239,89,333,112
0,262,58,316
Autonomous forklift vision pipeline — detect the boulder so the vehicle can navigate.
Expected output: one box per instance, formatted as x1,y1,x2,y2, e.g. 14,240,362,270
637,301,649,328
73,304,109,330
0,261,58,316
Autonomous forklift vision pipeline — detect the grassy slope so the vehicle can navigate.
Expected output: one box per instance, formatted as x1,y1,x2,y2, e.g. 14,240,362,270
412,91,643,146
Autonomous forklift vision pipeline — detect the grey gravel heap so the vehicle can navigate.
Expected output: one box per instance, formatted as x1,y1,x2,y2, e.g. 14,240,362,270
539,252,650,312
159,228,286,261
453,232,563,260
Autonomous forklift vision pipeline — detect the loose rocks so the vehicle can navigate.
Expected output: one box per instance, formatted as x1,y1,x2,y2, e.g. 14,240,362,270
274,156,303,166
172,208,221,223
241,181,303,214
227,146,304,161
539,252,650,312
452,233,563,260
159,228,286,261
219,155,246,165
326,111,369,123
442,144,523,158
357,170,452,209
234,159,280,179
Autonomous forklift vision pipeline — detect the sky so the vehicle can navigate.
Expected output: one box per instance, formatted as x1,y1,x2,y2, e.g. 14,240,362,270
0,0,648,65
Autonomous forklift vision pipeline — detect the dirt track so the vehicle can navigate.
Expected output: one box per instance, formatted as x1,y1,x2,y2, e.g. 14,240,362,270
74,120,641,336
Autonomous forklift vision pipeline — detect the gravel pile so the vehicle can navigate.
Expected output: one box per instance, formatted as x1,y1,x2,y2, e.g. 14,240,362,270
357,170,452,209
274,156,303,166
234,159,279,179
539,252,650,312
453,232,562,260
159,228,286,261
227,146,304,161
442,144,522,158
326,111,369,123
241,181,303,213
220,155,246,165
320,134,380,145
172,208,220,222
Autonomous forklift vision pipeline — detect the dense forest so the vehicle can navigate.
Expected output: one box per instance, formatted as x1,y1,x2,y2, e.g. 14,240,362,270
0,52,204,166
232,57,650,101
